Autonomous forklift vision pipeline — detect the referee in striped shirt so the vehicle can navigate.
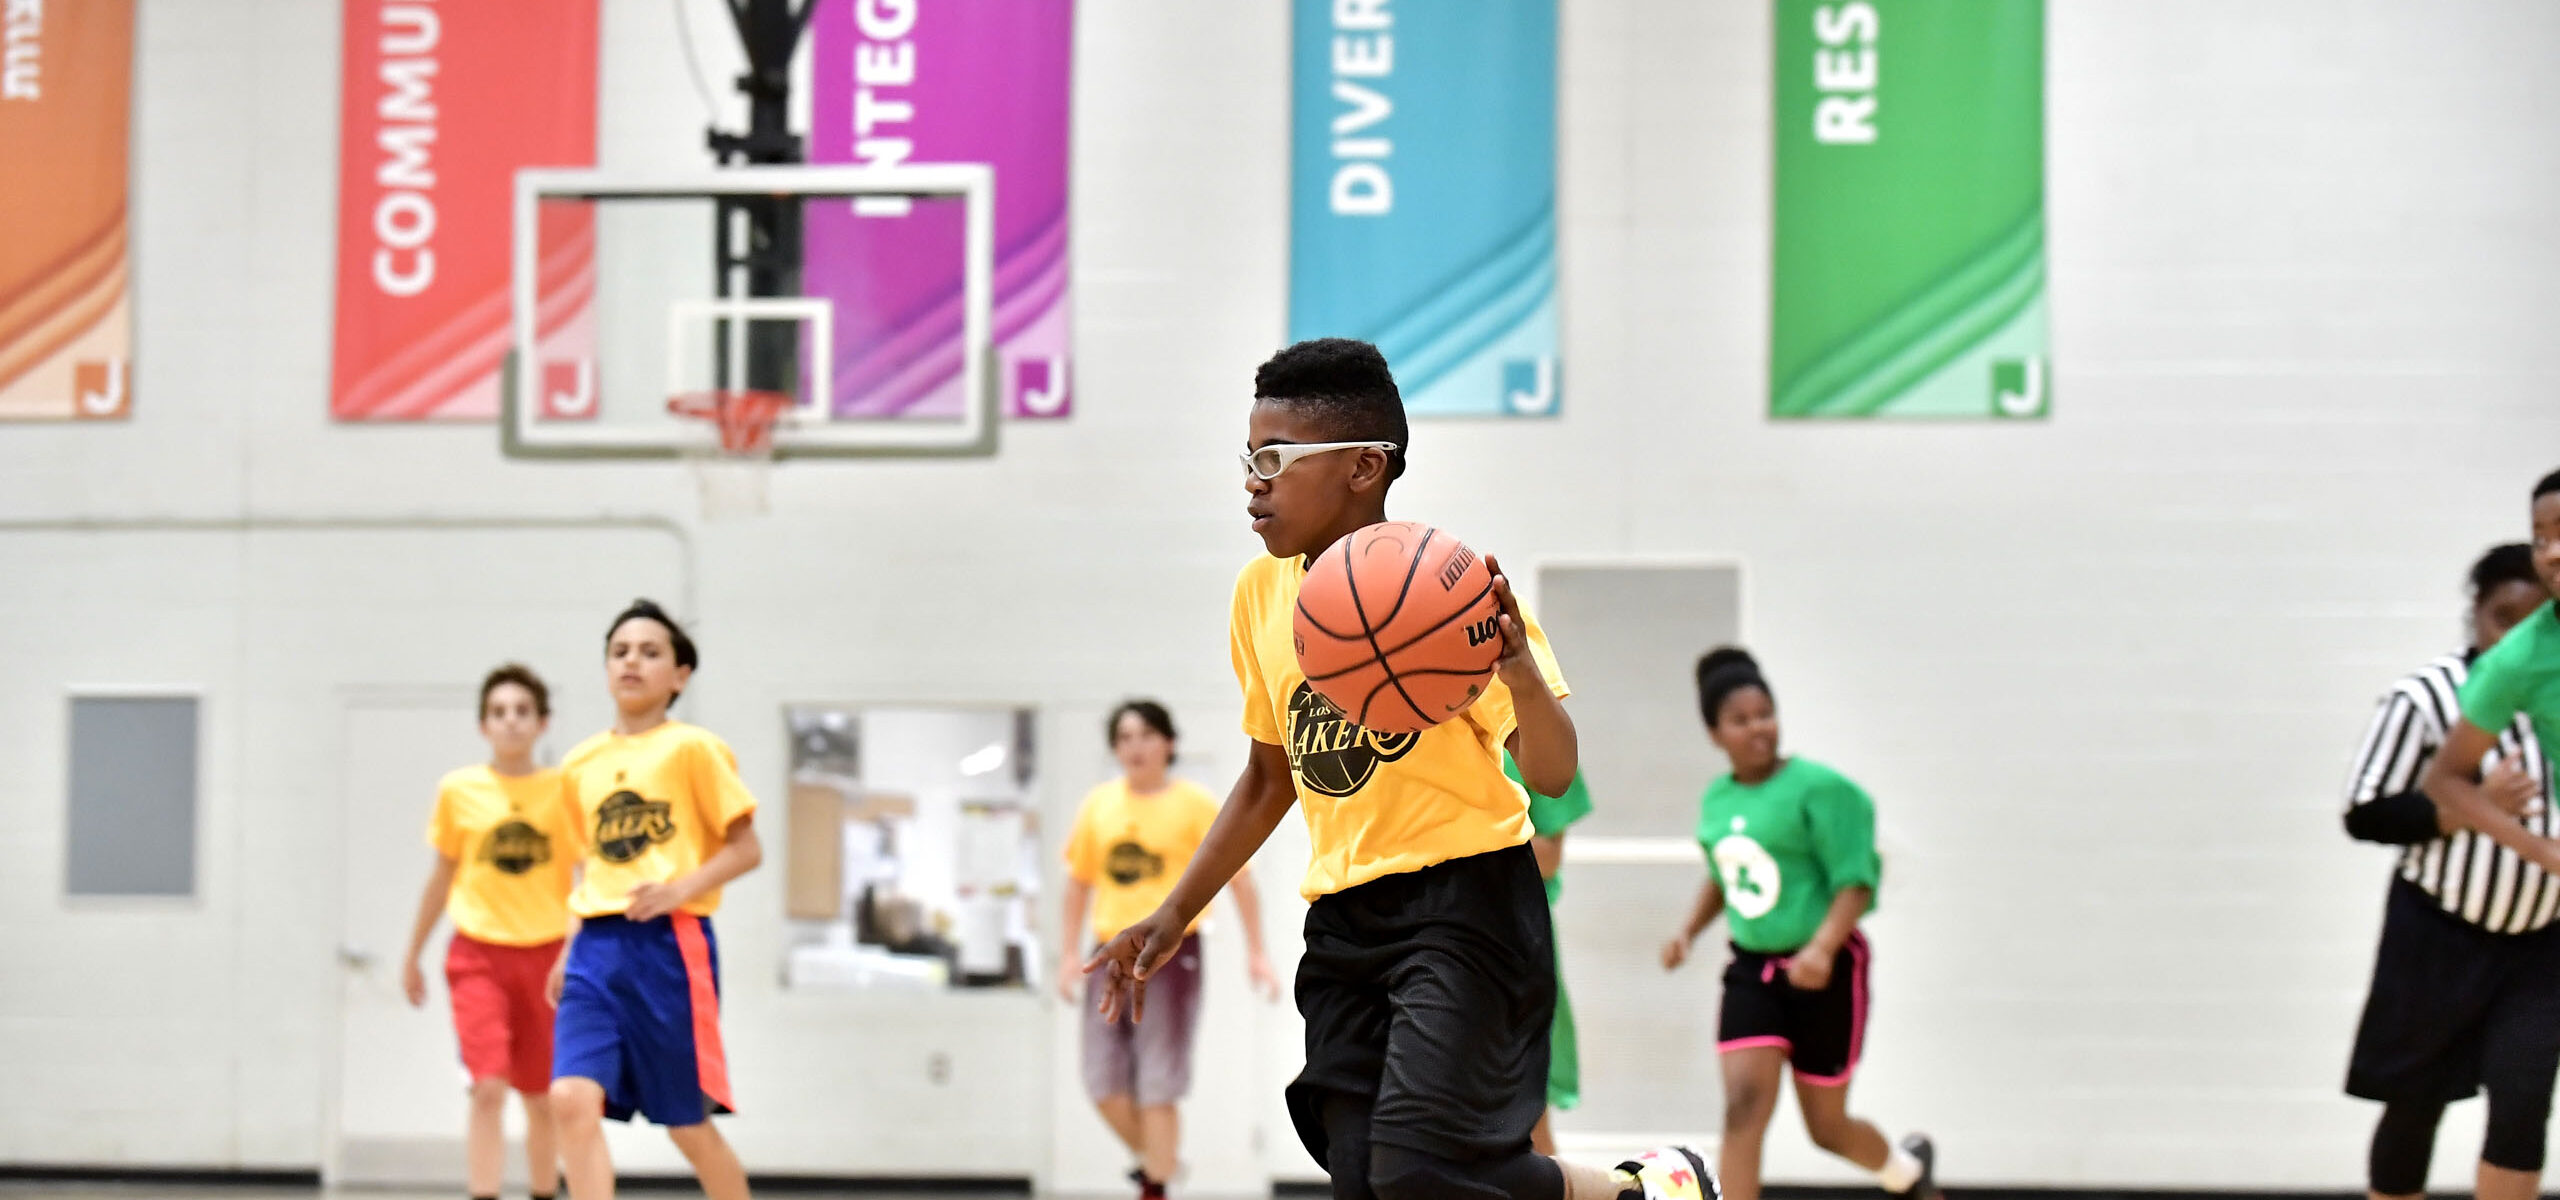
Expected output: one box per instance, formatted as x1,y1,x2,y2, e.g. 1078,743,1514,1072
2344,542,2557,1200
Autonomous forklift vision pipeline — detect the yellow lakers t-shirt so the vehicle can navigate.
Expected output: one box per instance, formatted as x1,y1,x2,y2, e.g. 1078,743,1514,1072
1064,778,1222,941
557,721,759,919
426,765,575,946
1231,551,1569,899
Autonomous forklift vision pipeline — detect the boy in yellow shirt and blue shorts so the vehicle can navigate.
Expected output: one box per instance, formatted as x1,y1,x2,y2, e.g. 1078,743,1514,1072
546,601,764,1200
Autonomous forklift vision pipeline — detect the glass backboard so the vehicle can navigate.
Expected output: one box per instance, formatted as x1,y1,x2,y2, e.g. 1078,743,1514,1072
501,163,996,460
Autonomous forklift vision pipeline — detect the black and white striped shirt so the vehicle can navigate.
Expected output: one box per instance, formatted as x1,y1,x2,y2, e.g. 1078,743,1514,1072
2345,651,2558,934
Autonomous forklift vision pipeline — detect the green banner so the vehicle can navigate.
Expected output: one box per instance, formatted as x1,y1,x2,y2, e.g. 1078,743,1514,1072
1770,0,2047,419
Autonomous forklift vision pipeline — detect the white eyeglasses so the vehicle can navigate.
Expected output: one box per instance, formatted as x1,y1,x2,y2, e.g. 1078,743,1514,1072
1240,440,1399,481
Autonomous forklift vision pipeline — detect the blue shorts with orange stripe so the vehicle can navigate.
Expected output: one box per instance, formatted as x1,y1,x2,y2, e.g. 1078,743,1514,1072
553,913,735,1126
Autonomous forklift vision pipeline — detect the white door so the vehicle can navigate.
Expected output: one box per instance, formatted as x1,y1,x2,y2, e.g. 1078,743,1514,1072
331,689,495,1186
299,525,685,1185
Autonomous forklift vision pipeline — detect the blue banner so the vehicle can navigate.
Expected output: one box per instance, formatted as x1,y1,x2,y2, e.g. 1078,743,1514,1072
1289,0,1559,417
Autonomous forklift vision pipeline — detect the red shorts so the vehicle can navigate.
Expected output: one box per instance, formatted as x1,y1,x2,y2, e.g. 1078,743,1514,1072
446,933,563,1094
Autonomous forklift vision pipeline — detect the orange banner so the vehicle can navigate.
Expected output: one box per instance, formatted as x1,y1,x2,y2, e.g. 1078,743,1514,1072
0,0,135,421
330,0,598,421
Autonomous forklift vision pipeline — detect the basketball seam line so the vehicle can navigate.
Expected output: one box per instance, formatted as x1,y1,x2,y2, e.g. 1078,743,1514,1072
1360,664,1501,681
1342,527,1437,730
1372,524,1427,630
1355,664,1501,724
1295,525,1487,654
1295,594,1364,642
1294,528,1426,643
1300,576,1498,685
1371,527,1441,728
1339,534,1397,728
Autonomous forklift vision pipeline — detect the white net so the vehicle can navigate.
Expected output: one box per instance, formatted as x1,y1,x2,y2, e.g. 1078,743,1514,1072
668,390,788,519
682,446,773,519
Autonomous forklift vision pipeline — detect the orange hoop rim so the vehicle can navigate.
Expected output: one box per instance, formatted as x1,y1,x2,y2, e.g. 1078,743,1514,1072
666,389,794,455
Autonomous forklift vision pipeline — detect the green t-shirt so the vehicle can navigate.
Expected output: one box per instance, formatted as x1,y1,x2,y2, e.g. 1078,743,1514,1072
1695,757,1881,954
2463,601,2560,753
1504,757,1593,904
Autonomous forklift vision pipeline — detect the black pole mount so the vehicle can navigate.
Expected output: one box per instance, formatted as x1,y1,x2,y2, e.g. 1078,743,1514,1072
704,0,821,395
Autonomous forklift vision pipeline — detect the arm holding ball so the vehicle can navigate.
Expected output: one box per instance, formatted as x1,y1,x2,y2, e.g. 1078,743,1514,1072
1486,553,1577,798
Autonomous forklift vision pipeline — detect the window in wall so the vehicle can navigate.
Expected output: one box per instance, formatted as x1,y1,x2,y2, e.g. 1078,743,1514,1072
65,694,200,898
780,704,1042,991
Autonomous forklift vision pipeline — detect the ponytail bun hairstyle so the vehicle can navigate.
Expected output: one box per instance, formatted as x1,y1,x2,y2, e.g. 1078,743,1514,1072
1694,646,1771,729
2471,542,2540,602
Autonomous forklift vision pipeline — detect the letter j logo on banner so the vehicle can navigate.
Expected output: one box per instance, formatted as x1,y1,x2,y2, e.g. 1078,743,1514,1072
1288,0,1561,418
1771,0,2050,420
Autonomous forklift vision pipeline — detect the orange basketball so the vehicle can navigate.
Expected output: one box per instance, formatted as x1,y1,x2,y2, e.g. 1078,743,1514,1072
1293,522,1504,734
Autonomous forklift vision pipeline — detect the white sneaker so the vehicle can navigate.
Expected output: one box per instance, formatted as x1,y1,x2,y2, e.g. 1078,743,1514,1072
1616,1145,1717,1200
1895,1133,1938,1200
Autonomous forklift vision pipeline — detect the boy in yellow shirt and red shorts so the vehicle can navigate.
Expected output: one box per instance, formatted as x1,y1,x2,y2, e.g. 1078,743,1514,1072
401,664,575,1200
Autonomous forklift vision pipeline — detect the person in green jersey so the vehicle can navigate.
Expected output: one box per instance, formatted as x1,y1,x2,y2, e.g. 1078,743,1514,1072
2431,471,2560,869
1505,756,1594,1156
2416,471,2560,1200
1663,648,1936,1200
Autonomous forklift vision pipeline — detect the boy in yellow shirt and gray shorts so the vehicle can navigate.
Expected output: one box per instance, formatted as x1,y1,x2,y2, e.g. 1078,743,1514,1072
1060,699,1280,1199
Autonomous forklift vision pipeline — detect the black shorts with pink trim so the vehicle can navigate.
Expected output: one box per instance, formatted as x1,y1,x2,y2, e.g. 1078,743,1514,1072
1717,930,1871,1085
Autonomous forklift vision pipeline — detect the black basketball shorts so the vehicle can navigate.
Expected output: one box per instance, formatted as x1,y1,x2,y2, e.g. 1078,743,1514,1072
1285,842,1556,1165
2348,877,2560,1105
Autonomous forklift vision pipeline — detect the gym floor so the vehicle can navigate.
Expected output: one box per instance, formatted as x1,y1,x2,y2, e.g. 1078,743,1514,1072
0,1188,1033,1200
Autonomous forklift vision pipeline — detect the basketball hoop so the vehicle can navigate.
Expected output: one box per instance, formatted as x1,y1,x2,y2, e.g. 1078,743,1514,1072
668,389,793,454
667,389,793,517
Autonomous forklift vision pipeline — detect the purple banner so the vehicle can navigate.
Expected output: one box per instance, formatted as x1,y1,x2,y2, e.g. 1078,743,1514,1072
808,0,1074,419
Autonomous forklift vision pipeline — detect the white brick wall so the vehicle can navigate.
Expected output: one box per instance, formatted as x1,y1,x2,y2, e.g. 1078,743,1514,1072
1,0,2556,1190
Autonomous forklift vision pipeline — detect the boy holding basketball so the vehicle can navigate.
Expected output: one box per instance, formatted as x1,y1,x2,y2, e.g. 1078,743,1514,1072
1088,339,1707,1200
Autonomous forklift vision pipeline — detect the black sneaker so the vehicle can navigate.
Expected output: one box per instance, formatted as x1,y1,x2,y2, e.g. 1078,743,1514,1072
1896,1133,1938,1200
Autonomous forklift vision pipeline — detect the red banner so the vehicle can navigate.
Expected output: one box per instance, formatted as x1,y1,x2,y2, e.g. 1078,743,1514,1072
331,0,598,421
0,0,135,420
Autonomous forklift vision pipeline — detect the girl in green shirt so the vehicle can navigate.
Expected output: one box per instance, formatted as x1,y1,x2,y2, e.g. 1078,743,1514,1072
1663,648,1936,1200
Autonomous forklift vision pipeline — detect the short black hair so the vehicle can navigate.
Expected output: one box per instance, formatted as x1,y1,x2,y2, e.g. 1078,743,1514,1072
605,598,698,702
1106,699,1179,764
479,662,551,719
2536,469,2560,501
1695,646,1771,729
1253,337,1409,480
2473,542,2543,601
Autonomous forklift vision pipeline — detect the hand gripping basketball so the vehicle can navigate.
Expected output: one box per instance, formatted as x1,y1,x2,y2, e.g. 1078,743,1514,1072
1293,522,1505,734
1480,552,1539,689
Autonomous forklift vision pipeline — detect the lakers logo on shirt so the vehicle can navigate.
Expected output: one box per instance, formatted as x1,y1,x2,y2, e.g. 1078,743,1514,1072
1105,841,1163,886
1286,682,1420,798
593,790,678,864
480,819,553,876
